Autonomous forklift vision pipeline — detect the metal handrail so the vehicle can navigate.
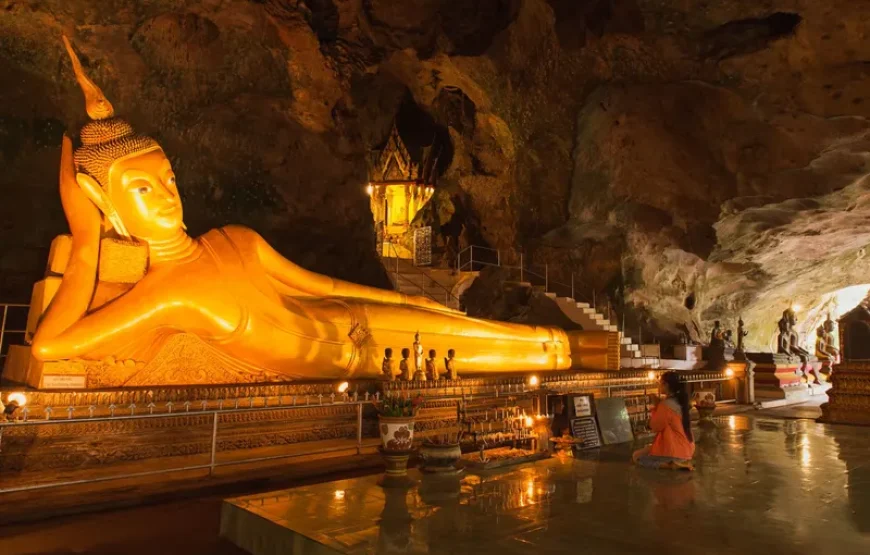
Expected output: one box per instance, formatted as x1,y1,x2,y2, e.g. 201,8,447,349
0,397,375,494
384,243,462,309
455,246,606,310
0,303,28,360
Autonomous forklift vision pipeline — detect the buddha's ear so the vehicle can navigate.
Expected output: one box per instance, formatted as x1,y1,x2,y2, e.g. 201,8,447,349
75,172,131,238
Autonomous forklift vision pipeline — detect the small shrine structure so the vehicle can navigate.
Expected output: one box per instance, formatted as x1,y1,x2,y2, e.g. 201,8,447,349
367,124,439,258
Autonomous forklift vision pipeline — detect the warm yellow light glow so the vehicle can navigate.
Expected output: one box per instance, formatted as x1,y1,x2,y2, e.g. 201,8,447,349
791,304,802,312
337,381,349,393
728,415,736,430
6,392,27,407
528,375,539,387
725,368,735,378
647,370,656,381
524,416,534,427
334,490,345,500
800,435,811,469
18,37,611,391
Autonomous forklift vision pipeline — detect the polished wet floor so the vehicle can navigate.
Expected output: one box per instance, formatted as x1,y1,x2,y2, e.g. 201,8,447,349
223,414,870,555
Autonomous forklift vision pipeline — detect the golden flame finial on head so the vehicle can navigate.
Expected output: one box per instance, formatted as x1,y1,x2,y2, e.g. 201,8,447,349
62,35,159,190
62,35,114,121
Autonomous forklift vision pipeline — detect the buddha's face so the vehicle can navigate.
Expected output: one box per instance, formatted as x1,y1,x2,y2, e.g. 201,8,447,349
106,148,183,241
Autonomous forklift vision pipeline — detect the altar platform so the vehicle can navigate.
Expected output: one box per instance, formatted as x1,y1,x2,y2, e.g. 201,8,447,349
221,414,870,555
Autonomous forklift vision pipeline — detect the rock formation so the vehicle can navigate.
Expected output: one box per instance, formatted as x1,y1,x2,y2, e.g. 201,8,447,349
3,1,870,351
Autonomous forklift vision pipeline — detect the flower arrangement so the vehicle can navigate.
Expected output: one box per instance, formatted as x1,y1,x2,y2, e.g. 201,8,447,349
378,394,424,418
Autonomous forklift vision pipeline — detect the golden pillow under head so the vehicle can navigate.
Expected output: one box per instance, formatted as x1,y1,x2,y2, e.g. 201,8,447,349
98,237,148,284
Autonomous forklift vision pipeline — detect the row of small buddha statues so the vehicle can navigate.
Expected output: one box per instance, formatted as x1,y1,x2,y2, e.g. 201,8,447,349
706,308,839,364
381,332,459,381
776,308,839,364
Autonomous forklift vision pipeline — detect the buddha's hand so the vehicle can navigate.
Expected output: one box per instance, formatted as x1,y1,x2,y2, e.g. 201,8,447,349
59,134,101,240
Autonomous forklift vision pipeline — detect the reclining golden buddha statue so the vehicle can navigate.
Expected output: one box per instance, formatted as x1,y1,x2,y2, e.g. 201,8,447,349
2,38,616,389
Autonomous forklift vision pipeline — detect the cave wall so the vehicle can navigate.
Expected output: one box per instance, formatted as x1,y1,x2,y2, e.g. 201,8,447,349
3,0,870,351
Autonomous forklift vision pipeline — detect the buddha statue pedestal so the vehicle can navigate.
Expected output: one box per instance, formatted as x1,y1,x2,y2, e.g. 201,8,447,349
746,353,828,406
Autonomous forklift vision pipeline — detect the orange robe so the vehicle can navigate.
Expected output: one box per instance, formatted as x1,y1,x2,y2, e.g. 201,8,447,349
649,399,695,460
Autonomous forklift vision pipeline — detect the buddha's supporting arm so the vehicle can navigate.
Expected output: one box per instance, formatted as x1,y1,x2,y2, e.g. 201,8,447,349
31,136,102,356
249,228,459,314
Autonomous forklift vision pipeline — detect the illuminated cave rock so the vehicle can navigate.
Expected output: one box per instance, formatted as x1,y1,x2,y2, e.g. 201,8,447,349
2,0,870,351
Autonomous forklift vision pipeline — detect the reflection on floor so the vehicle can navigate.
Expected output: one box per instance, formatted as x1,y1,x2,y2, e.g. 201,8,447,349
223,414,870,555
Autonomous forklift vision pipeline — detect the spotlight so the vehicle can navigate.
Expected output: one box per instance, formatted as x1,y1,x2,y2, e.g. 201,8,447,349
647,371,657,382
337,381,349,394
725,368,735,378
334,489,346,500
524,416,534,427
3,392,27,418
528,375,539,387
365,184,374,196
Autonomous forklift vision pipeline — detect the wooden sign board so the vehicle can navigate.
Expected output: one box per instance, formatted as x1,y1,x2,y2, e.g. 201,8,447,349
570,417,602,450
595,397,635,445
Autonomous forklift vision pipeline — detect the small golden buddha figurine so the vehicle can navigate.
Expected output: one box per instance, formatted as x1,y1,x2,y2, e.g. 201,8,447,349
381,348,396,381
399,348,412,381
425,349,438,380
16,37,582,388
445,349,458,380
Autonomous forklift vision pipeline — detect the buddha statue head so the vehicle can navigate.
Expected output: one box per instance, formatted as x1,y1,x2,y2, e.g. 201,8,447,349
63,37,183,243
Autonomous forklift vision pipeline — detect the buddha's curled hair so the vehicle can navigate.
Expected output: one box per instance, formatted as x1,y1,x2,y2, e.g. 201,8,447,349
63,35,159,188
74,118,159,189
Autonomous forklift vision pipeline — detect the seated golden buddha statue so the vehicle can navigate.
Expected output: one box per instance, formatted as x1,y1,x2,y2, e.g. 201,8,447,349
2,38,615,389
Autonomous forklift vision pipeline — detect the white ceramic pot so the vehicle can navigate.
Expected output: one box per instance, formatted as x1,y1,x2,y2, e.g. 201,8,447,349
379,416,416,452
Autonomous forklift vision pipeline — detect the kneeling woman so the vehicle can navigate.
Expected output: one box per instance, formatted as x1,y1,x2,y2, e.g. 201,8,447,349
633,371,695,470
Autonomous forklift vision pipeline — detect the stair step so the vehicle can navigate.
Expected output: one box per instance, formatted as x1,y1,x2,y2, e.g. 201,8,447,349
621,337,634,345
576,302,590,309
544,292,557,299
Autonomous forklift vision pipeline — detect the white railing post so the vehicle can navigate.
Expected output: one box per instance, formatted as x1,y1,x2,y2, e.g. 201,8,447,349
209,412,219,475
356,403,363,454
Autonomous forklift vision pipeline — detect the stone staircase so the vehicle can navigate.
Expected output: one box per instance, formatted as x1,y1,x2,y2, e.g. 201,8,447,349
537,288,657,369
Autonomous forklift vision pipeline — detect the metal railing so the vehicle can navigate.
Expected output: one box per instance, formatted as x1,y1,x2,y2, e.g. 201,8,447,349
456,246,603,309
0,303,28,360
384,243,462,309
0,392,380,494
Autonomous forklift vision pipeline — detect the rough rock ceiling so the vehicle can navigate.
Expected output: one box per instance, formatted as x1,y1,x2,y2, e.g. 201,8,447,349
2,0,869,349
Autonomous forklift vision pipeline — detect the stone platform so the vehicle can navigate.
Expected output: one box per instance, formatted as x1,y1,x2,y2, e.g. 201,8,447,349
220,414,870,555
